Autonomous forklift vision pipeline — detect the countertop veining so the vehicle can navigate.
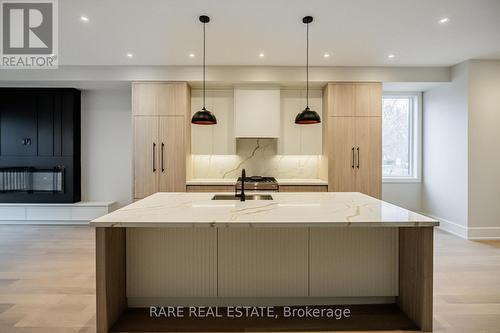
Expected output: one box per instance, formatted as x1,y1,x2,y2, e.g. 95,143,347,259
91,192,438,228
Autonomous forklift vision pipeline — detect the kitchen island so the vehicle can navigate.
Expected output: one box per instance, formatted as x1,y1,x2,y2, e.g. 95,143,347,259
91,192,438,332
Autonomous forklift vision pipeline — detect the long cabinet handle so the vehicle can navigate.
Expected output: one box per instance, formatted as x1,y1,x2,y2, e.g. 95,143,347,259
356,147,360,168
152,143,156,172
351,147,355,168
161,143,165,172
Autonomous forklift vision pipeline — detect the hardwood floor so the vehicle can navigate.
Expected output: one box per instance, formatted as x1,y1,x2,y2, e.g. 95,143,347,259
0,226,95,333
434,231,500,333
0,226,499,333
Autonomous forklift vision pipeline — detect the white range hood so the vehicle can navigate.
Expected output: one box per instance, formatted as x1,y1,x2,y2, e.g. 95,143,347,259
234,87,280,138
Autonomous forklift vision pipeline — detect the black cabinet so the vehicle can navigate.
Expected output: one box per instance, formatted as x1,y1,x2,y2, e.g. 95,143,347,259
0,88,81,203
0,94,37,156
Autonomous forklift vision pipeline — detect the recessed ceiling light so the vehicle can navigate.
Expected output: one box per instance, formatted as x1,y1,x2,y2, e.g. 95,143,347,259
126,53,133,59
189,53,195,58
387,53,395,59
438,17,450,24
259,53,265,58
323,53,330,58
80,16,89,22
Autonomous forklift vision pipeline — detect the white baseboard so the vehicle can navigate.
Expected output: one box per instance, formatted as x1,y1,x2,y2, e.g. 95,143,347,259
434,215,468,239
419,212,500,240
467,227,500,240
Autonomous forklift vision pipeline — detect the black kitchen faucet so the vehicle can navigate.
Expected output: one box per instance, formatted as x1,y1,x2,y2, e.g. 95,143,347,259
235,168,246,201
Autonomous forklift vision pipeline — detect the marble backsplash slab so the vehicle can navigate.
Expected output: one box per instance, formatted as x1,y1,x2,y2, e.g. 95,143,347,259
190,139,326,179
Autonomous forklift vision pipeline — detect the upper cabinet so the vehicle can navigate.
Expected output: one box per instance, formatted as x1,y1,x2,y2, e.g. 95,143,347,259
191,87,322,156
279,89,322,155
234,88,280,138
133,82,189,116
325,83,382,117
191,89,235,155
354,83,382,117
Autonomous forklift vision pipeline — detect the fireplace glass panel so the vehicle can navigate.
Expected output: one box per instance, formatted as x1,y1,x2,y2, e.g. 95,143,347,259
0,167,64,193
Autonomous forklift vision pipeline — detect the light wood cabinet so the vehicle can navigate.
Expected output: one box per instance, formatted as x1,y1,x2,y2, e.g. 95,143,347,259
325,116,381,198
186,185,234,192
327,83,355,117
279,185,328,192
133,82,190,199
133,117,158,199
323,82,382,198
158,117,186,192
186,184,328,192
133,82,189,116
326,116,357,192
355,117,382,198
325,82,381,117
355,83,382,117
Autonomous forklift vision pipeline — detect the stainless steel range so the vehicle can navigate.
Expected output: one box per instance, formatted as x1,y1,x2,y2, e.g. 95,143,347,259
236,176,279,191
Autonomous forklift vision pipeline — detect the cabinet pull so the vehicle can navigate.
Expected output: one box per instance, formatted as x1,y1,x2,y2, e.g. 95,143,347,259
356,147,360,168
351,147,355,168
152,143,156,172
161,143,165,172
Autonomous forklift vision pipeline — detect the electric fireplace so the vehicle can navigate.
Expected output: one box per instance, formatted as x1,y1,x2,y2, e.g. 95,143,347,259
0,88,81,203
0,167,65,193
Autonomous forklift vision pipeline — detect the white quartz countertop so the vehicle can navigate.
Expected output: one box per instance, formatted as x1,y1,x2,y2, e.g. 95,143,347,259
186,178,328,186
91,192,438,228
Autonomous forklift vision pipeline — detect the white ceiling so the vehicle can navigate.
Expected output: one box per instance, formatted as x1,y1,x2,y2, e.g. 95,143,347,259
58,0,500,66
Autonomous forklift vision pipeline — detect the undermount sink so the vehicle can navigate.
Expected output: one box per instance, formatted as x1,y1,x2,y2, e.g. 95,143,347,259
211,194,273,201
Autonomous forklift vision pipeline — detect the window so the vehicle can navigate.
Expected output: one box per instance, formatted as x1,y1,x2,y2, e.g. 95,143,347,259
382,93,421,182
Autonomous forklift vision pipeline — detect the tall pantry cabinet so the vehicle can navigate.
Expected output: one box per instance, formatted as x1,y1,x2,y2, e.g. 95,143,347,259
323,83,382,198
132,82,191,199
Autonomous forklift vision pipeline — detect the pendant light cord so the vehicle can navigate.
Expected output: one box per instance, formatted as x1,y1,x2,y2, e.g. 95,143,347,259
306,21,309,109
203,21,206,109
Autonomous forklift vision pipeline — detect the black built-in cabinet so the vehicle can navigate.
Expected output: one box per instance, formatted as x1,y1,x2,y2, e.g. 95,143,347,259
0,88,81,203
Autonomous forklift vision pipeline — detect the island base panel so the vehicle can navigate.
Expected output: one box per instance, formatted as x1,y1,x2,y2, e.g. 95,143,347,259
398,227,434,332
96,227,127,333
96,226,434,332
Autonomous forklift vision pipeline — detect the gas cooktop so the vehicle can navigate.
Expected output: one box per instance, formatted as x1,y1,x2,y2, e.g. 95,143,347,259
235,176,278,191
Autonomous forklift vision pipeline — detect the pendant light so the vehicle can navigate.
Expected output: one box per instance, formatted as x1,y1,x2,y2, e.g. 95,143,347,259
191,15,217,125
295,16,321,125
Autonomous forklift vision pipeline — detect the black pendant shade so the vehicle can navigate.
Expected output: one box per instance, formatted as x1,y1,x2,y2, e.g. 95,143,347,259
192,15,217,125
192,107,217,125
295,16,321,125
295,107,321,124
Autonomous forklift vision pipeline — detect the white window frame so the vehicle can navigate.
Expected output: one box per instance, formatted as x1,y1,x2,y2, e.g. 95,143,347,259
382,92,422,183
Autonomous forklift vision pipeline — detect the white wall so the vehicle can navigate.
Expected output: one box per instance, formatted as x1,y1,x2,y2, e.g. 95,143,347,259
81,89,132,208
421,63,469,234
468,60,500,234
382,183,421,212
